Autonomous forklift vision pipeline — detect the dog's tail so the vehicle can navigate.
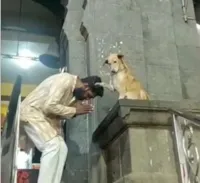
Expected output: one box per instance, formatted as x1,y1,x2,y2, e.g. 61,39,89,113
140,90,150,100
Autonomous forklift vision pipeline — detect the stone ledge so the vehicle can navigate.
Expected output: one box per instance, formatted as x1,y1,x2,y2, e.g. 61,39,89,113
114,172,178,183
92,100,200,149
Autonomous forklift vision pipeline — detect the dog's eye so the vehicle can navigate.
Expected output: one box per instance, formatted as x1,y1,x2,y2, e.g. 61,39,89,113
113,61,117,63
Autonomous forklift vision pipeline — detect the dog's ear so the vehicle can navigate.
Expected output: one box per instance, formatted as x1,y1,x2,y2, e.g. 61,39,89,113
117,54,124,59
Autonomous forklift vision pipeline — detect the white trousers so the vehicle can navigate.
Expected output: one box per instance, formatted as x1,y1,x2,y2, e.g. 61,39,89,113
24,124,68,183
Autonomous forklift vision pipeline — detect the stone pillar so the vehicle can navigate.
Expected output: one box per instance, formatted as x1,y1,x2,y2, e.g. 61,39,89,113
62,1,90,182
92,100,200,183
60,0,200,182
171,0,200,99
80,0,200,179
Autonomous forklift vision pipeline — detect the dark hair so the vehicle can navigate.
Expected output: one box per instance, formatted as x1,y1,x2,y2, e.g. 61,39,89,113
81,76,104,97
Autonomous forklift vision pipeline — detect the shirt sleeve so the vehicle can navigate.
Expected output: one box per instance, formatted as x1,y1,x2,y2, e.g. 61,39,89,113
43,74,76,119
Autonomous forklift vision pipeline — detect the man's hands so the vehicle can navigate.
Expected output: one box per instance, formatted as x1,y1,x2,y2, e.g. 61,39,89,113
76,103,94,115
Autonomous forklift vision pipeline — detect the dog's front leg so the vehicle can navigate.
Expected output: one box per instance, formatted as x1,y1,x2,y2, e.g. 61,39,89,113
95,82,115,92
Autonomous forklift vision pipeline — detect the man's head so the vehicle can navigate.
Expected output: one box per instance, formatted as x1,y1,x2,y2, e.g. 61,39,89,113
73,76,104,100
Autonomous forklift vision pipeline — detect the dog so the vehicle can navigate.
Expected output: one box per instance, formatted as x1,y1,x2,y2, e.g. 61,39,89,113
95,53,149,100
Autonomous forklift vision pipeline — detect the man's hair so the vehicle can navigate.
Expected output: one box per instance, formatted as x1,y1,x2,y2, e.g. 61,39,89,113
81,76,104,97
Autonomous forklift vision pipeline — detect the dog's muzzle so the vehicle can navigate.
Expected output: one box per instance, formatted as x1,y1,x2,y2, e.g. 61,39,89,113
111,70,117,74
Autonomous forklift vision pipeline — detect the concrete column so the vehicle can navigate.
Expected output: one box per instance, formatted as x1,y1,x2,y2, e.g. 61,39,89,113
171,0,200,99
92,100,200,183
62,1,90,182
60,0,200,182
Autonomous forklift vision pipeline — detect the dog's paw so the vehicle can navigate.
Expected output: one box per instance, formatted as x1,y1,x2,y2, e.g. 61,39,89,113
95,82,103,86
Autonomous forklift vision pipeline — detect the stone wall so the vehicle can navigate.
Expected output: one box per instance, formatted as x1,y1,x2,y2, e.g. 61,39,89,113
61,0,200,182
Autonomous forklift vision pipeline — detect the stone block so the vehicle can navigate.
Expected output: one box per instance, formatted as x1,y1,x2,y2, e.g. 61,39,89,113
141,12,175,44
66,170,88,183
141,128,176,174
67,0,85,10
119,130,130,151
111,35,145,63
107,139,122,182
172,18,200,47
66,154,88,170
129,128,151,173
115,9,143,36
67,131,89,154
67,116,89,133
177,46,200,71
92,100,200,183
180,68,200,99
120,146,132,176
125,111,171,125
101,0,140,10
122,172,178,183
91,33,113,69
89,154,107,183
97,92,119,123
144,42,179,67
136,0,171,14
147,64,182,100
93,6,119,34
68,41,86,58
68,57,87,77
171,0,196,20
63,11,85,34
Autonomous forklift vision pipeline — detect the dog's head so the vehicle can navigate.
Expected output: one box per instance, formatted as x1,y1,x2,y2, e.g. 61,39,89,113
104,53,127,73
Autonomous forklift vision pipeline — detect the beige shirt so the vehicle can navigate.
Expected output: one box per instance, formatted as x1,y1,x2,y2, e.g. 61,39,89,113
20,72,78,142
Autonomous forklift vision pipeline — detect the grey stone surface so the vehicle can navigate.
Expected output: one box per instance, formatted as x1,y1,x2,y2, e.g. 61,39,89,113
136,0,172,14
107,139,122,182
93,102,200,183
67,116,89,133
89,154,107,183
144,43,179,67
93,100,200,149
147,65,182,100
67,130,89,154
62,0,200,182
142,12,175,44
180,68,200,99
62,1,90,183
66,170,88,183
120,173,178,183
173,19,200,47
177,46,200,71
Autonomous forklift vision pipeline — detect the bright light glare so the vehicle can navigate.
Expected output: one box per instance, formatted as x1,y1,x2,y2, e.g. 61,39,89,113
15,57,35,69
19,48,34,57
197,24,200,34
15,49,36,69
16,150,29,169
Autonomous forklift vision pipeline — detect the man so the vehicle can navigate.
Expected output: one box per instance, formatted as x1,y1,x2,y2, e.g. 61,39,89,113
20,72,104,183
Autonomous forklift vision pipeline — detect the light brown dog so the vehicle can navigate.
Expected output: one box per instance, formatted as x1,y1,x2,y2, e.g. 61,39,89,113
96,53,149,100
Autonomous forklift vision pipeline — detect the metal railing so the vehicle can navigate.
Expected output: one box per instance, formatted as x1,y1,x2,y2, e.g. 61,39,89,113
181,0,195,22
170,109,200,183
1,76,22,183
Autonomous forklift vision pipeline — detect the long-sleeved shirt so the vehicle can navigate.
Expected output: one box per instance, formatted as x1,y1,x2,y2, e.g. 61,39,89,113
20,72,78,142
